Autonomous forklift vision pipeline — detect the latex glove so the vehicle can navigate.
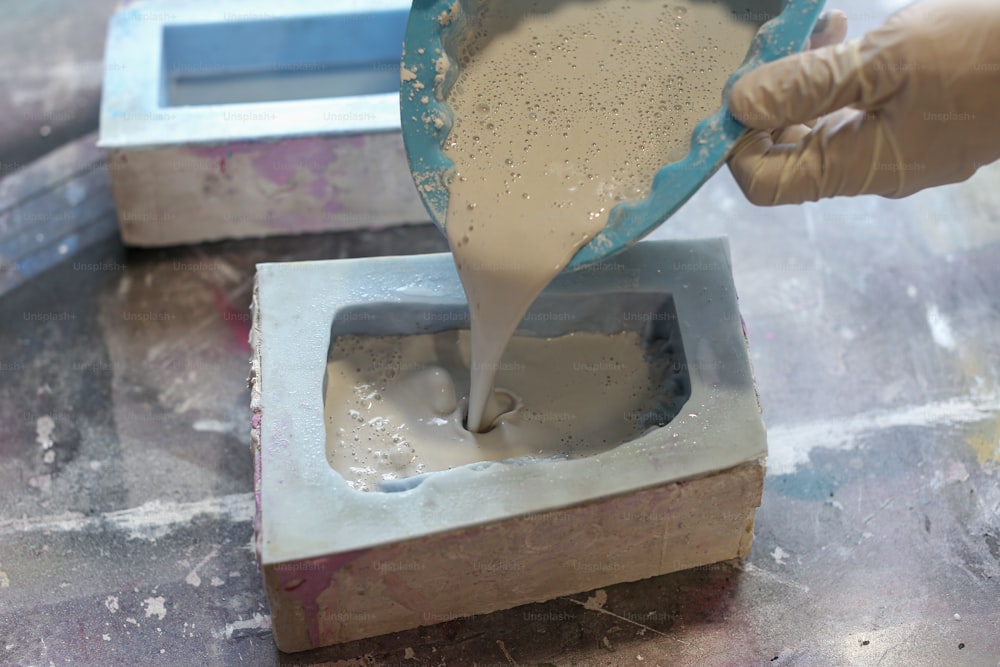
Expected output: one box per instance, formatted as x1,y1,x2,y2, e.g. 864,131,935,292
727,0,1000,206
805,10,850,51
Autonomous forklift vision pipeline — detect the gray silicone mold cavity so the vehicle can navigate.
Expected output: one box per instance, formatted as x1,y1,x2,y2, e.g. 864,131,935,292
323,291,692,491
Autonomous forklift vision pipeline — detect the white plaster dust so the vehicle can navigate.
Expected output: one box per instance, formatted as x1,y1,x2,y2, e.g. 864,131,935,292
584,589,608,611
0,493,253,540
183,546,219,588
743,562,811,593
27,474,51,493
143,596,166,620
925,304,957,351
566,588,671,638
192,419,236,434
35,416,55,449
211,612,272,640
767,394,1000,475
771,546,789,565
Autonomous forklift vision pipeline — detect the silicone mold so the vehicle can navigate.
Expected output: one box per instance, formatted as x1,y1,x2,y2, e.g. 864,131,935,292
251,238,767,650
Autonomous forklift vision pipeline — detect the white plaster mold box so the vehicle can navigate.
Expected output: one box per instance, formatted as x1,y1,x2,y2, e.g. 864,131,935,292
98,0,429,246
250,238,767,652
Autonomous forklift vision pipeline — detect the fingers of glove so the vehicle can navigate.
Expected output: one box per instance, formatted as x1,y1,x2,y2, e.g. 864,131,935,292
727,129,792,206
807,10,849,50
728,41,874,131
728,109,888,205
773,124,812,146
726,117,831,206
728,121,812,166
773,9,848,132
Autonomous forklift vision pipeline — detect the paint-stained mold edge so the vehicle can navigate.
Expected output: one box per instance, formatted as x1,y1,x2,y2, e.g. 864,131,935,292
250,277,264,562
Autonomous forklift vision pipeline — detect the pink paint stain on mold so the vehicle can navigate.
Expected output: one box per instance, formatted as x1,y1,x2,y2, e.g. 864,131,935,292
273,549,371,648
211,287,251,354
189,138,352,232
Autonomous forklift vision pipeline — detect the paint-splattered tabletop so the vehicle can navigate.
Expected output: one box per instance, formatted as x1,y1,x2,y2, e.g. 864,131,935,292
2,2,999,666
3,165,998,665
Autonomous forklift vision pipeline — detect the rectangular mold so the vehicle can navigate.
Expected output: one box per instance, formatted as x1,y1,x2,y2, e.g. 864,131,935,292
98,0,429,246
251,238,767,652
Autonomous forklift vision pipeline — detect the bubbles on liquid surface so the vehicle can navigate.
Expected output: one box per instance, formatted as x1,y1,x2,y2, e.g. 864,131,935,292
443,1,758,216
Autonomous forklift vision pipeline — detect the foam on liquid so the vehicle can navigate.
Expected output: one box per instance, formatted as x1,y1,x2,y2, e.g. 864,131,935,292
324,329,673,491
442,0,760,430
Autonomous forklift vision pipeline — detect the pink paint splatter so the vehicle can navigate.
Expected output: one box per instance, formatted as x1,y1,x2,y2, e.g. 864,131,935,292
253,137,331,185
188,136,359,231
272,549,371,648
211,287,251,354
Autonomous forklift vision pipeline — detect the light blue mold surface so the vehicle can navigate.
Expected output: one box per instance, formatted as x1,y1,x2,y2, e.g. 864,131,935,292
99,0,413,148
400,0,824,270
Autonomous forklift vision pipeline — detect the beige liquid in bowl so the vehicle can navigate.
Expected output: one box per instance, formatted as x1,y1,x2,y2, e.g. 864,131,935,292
441,0,760,430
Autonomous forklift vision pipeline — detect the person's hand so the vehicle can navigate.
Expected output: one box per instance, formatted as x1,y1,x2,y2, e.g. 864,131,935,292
727,0,1000,206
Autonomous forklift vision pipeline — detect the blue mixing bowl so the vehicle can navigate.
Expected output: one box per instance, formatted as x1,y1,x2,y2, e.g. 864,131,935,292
400,0,824,270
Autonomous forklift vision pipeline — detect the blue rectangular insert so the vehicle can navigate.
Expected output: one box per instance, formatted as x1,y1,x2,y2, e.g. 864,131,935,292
99,1,411,147
162,12,408,106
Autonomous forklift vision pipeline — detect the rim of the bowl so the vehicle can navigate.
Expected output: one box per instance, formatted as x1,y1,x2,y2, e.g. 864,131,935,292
399,0,825,270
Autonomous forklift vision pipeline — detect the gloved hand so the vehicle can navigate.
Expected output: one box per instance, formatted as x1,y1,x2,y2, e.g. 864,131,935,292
727,0,1000,206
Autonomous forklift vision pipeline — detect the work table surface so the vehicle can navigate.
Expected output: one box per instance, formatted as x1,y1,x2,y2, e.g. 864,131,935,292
3,157,999,666
2,3,1000,665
